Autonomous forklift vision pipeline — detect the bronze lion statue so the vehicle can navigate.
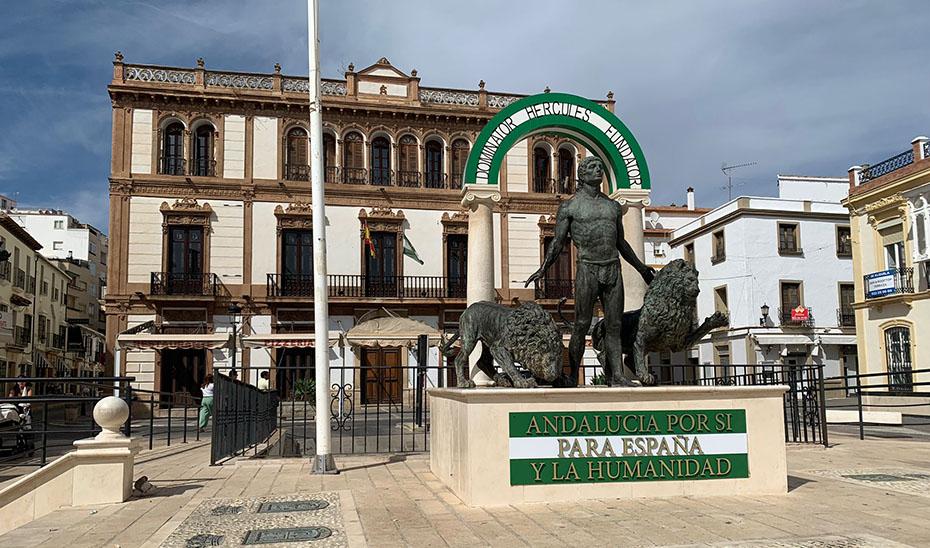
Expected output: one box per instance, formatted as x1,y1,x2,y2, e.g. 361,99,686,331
584,259,728,385
440,301,563,388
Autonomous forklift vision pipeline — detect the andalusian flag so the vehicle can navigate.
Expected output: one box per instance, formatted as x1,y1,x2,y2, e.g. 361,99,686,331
403,234,424,265
363,221,376,257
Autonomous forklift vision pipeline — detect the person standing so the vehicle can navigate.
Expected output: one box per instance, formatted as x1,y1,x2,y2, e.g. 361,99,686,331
199,375,214,432
257,371,270,391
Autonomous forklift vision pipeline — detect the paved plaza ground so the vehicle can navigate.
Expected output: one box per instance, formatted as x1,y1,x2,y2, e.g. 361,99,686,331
1,433,929,547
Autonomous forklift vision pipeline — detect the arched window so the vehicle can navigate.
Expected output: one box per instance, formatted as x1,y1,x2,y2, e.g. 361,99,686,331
397,135,419,187
323,133,336,183
425,140,445,188
161,122,185,175
533,146,551,193
370,136,391,186
342,132,364,184
558,148,574,194
450,139,470,189
191,124,215,177
885,326,913,392
285,127,309,181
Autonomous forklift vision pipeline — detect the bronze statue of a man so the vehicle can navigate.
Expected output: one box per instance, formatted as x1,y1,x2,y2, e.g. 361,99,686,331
525,156,654,387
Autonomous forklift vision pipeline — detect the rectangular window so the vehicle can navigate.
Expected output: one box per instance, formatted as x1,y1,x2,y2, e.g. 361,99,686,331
778,223,801,254
885,242,905,270
839,283,855,327
711,230,725,263
54,220,64,229
53,241,63,250
446,234,467,298
780,281,802,323
365,231,397,297
714,285,729,316
37,314,47,343
280,229,313,297
684,243,695,266
89,242,97,255
836,226,852,257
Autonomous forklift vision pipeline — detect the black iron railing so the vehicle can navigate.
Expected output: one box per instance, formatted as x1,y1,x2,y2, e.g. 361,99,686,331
533,177,555,193
190,158,216,177
284,163,310,181
158,156,186,176
12,326,29,348
150,272,220,296
370,168,393,186
779,306,814,328
837,307,855,327
342,167,367,185
396,171,420,188
324,166,339,184
328,274,466,299
534,279,574,300
211,373,278,465
860,149,914,183
864,267,914,299
267,273,314,297
424,172,447,189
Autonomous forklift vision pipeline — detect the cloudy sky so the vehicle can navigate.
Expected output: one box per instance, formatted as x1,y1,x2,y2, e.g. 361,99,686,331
1,0,928,231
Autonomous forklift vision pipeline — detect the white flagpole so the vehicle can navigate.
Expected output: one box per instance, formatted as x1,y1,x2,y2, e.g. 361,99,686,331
308,0,336,474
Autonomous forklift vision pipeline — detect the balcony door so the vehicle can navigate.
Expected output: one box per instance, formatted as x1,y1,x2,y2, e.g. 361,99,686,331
282,229,313,296
542,235,573,299
370,137,391,186
366,231,397,297
168,226,203,294
446,234,467,298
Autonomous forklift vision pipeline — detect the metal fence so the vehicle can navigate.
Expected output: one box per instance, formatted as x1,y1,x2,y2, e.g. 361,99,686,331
821,367,930,440
0,376,207,473
210,373,278,464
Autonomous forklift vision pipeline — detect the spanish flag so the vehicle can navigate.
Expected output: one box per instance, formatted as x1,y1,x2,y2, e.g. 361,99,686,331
363,221,376,257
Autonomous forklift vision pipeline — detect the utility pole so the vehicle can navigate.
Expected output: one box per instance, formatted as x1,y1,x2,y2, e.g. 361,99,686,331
308,0,337,475
721,161,756,201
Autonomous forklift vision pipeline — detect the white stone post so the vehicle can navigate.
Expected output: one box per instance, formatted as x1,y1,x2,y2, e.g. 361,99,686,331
71,396,141,504
610,188,651,310
913,136,928,160
462,184,501,386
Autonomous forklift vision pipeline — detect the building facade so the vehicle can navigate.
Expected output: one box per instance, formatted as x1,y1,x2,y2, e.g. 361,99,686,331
643,188,709,270
846,136,930,394
105,55,648,399
11,209,108,332
668,176,856,382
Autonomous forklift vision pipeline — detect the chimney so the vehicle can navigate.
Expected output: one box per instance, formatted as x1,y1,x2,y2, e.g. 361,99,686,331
686,187,695,211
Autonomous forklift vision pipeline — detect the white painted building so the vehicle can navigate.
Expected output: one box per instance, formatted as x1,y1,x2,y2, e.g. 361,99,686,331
643,187,710,269
668,176,857,382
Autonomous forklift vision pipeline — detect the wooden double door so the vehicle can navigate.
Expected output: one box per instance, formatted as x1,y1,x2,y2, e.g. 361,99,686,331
361,347,402,405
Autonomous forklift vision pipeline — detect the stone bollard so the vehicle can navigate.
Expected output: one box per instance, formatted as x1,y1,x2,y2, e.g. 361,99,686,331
70,396,141,504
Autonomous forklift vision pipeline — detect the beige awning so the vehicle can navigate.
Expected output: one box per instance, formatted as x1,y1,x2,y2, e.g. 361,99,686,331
815,334,858,346
117,333,230,351
752,334,815,346
346,316,443,348
241,332,342,349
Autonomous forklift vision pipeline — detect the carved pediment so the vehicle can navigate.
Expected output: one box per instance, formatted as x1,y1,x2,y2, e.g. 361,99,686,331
160,198,212,232
275,202,313,234
357,57,409,79
441,211,469,235
864,193,905,213
359,206,404,232
538,214,557,238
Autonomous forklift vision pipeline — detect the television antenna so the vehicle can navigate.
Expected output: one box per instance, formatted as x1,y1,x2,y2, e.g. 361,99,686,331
721,161,756,201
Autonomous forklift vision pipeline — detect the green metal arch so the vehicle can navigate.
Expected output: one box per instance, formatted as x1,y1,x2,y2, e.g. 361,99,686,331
463,93,650,192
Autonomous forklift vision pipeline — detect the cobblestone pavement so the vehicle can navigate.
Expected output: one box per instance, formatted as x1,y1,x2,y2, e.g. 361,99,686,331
1,433,929,547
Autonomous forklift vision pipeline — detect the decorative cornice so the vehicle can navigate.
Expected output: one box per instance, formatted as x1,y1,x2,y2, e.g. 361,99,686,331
359,206,405,221
274,202,314,234
160,198,212,232
440,211,469,224
863,193,905,213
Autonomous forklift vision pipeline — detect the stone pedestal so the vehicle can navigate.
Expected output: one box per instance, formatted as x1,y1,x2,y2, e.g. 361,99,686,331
462,185,501,386
429,386,788,506
610,188,650,310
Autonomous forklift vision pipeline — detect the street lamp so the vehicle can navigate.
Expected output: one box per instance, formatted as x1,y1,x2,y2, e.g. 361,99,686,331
228,303,243,379
759,303,770,327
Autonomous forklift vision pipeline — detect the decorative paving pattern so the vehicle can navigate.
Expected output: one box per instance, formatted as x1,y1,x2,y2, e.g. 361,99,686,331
671,534,911,547
804,468,930,499
162,492,346,547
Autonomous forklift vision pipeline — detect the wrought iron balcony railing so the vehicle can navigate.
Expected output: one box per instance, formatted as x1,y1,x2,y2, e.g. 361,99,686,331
534,279,574,300
150,272,220,296
864,267,914,299
424,172,447,189
370,168,393,186
324,166,339,184
779,306,814,328
860,149,914,183
556,177,575,194
396,170,420,188
190,158,217,177
284,163,310,181
533,177,556,193
267,273,314,297
12,326,30,348
158,156,186,176
836,307,855,327
342,167,367,185
327,274,466,299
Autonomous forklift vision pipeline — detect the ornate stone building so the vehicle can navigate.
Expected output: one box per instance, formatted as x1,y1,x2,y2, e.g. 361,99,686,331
105,54,634,399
